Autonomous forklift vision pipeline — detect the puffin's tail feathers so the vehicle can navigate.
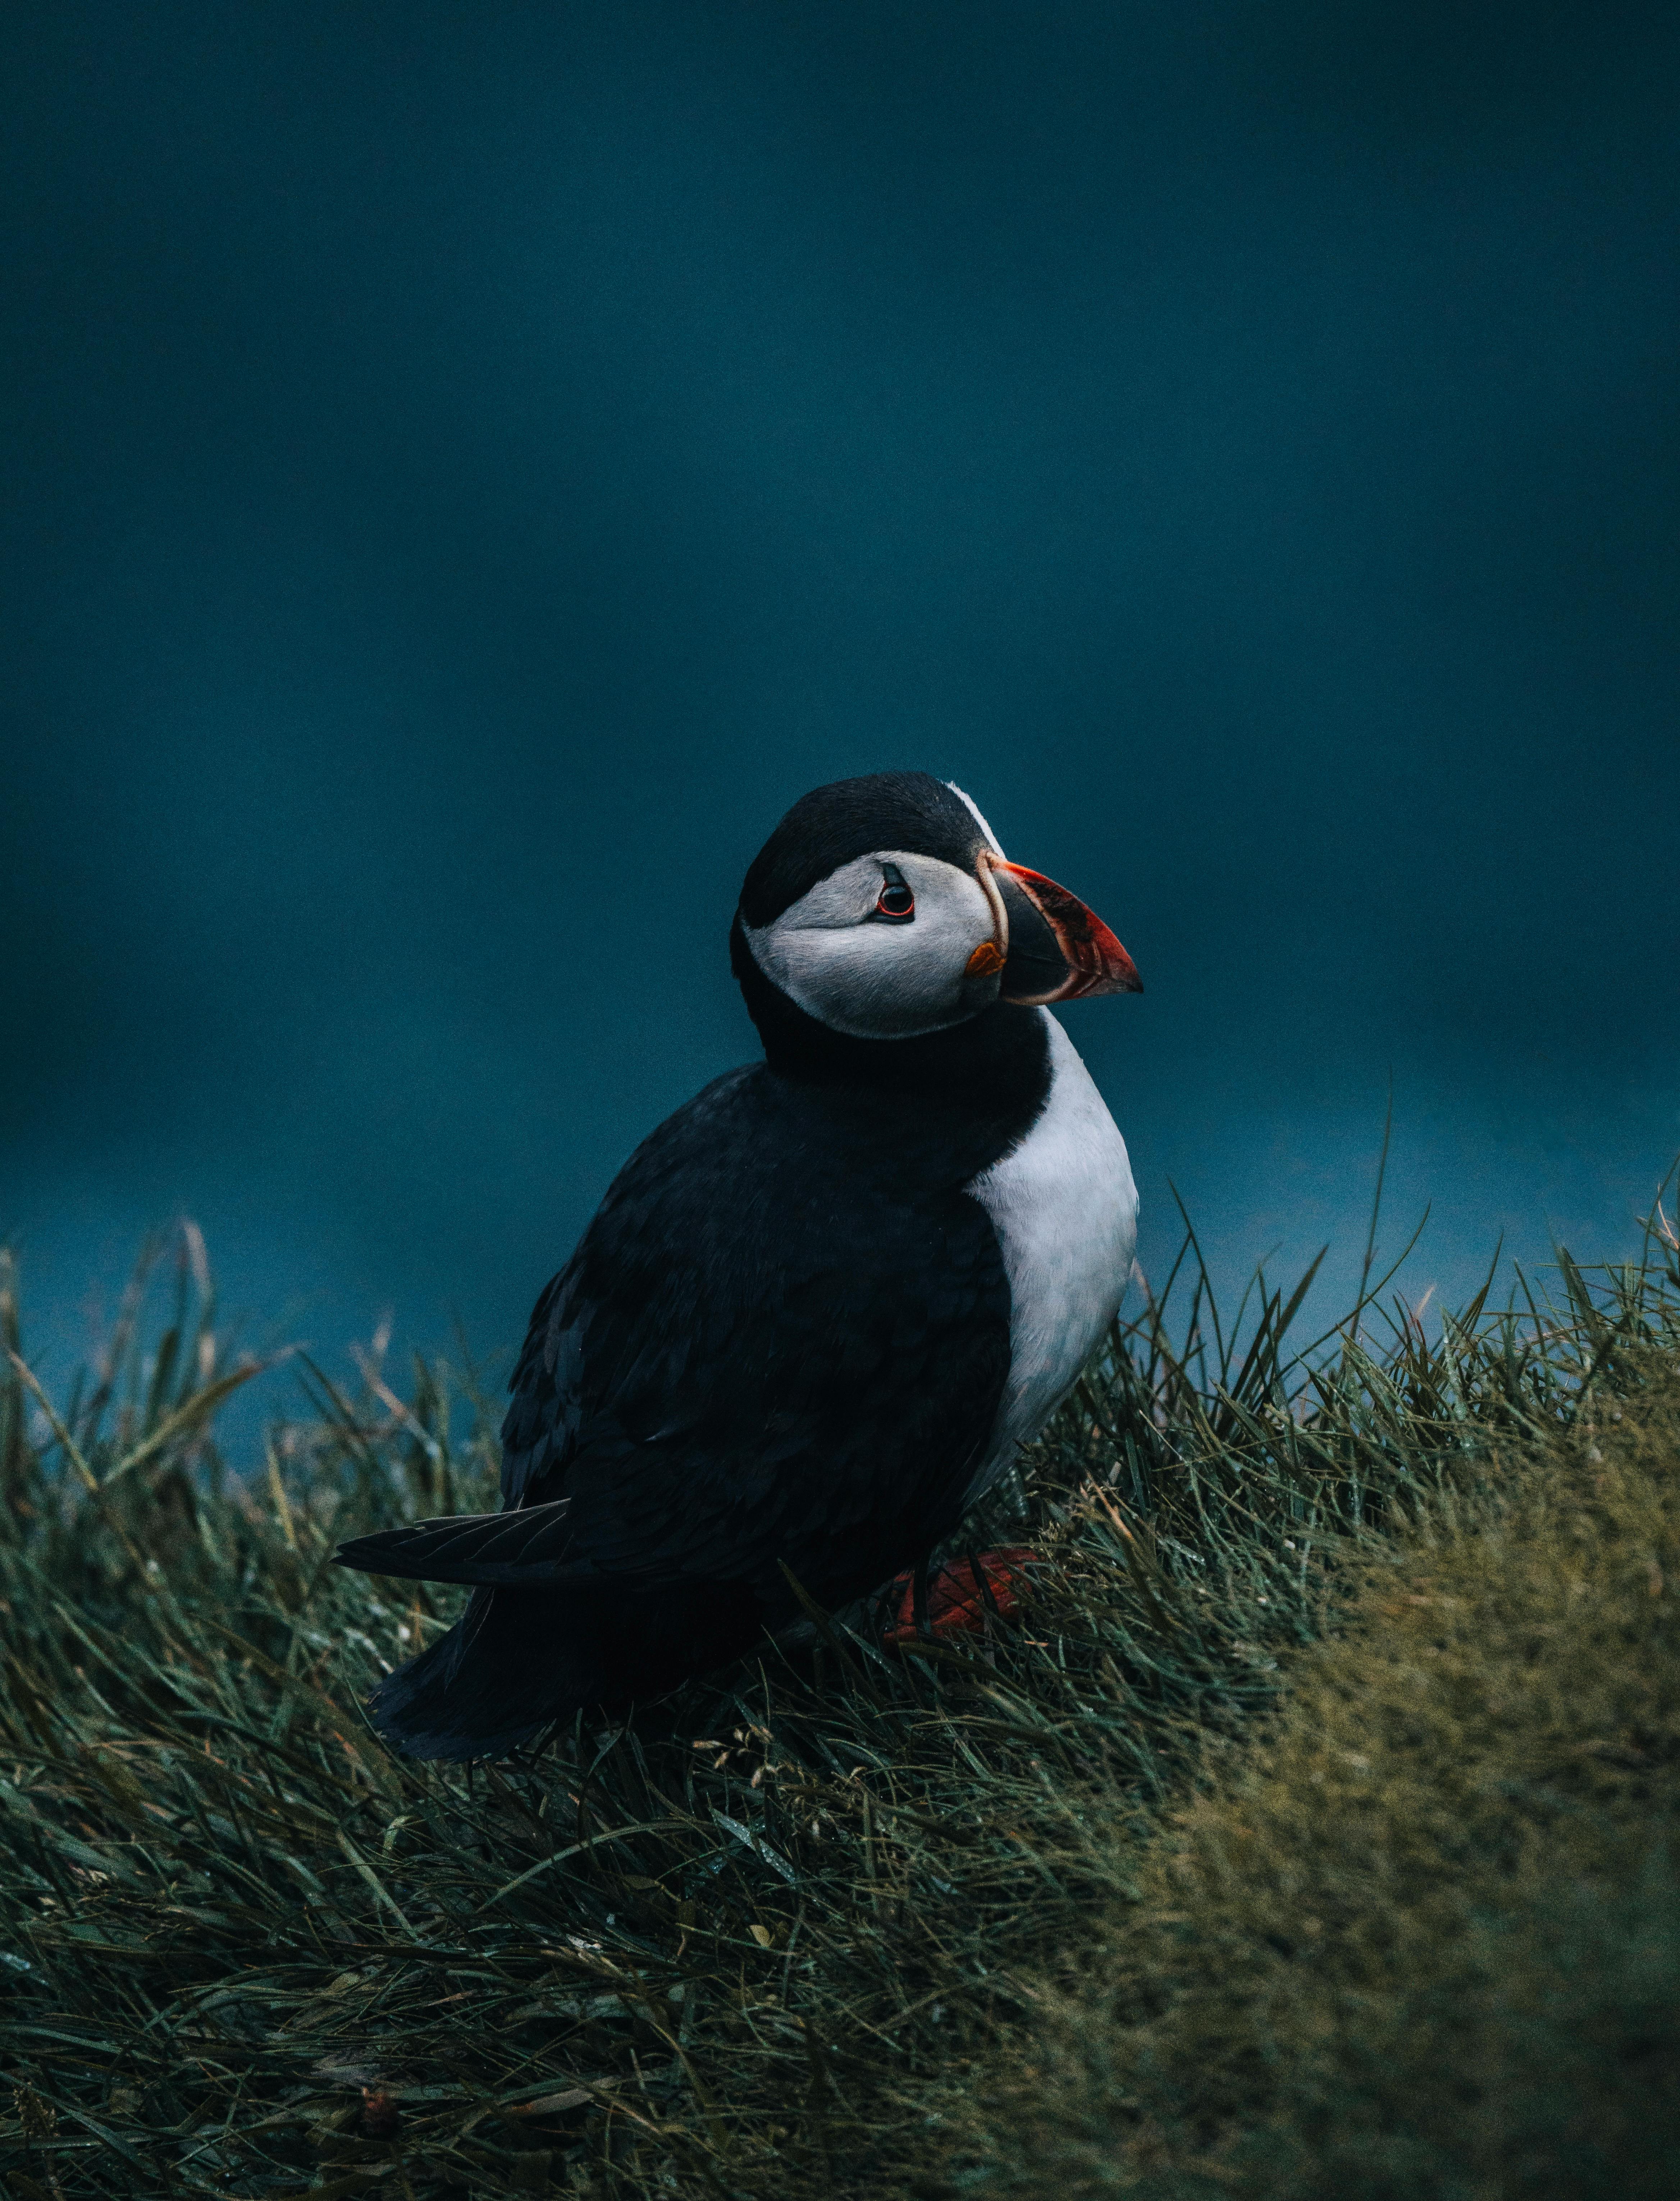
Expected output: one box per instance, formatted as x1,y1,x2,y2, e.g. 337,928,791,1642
363,1587,611,1761
356,1577,770,1762
334,1500,576,1587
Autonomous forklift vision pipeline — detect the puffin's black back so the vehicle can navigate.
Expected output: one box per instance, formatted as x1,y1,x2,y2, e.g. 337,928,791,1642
340,774,1054,1759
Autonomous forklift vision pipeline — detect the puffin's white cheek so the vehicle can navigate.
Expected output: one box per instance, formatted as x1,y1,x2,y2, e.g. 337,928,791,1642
777,925,973,1038
743,853,998,1039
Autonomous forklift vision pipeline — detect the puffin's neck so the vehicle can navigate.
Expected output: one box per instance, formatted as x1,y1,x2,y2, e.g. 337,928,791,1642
729,912,1051,1118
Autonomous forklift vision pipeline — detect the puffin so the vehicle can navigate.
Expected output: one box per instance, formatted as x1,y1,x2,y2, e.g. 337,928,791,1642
336,771,1142,1758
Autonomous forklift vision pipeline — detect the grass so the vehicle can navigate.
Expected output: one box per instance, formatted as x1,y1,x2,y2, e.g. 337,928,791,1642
935,1308,1680,2198
0,1187,1676,2199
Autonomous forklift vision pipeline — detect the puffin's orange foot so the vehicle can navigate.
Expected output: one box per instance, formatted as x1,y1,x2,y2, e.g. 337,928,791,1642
882,1547,1040,1646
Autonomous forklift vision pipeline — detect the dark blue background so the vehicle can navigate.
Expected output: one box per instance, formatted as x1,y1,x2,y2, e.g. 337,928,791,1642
4,3,1678,1399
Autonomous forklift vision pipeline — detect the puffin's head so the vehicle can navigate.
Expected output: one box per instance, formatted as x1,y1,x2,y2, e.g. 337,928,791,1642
734,771,1141,1043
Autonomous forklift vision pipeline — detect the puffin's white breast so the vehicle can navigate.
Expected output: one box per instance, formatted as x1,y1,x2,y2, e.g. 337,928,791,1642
965,1011,1137,1494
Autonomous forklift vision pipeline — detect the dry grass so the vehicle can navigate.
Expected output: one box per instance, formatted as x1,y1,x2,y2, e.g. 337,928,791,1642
0,1191,1676,2198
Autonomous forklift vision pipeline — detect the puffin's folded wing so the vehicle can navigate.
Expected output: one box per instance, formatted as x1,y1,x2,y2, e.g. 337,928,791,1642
469,1063,1014,1603
334,1499,580,1586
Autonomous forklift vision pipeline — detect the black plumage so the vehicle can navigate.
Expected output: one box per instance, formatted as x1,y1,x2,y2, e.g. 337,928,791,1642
337,773,1062,1758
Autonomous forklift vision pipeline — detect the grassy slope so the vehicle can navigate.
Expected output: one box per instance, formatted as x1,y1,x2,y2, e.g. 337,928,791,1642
0,1208,1676,2200
938,1372,1680,2200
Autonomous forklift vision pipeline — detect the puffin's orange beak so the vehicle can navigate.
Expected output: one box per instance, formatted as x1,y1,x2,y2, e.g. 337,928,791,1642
977,853,1143,1005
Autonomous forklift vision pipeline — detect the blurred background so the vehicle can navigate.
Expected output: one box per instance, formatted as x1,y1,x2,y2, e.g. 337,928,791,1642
3,1,1677,1408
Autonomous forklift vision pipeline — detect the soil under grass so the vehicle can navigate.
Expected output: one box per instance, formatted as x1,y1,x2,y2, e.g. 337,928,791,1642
0,1203,1676,2198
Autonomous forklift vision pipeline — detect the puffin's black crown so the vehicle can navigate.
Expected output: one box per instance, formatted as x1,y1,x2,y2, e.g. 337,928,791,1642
738,771,989,929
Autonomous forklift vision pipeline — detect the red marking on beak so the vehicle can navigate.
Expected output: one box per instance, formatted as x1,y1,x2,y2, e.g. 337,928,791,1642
990,859,1143,1001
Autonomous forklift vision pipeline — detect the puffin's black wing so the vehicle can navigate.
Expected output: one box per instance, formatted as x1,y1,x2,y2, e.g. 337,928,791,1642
340,1063,1013,1620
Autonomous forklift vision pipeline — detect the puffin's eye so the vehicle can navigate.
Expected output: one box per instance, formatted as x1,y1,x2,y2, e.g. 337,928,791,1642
875,865,915,921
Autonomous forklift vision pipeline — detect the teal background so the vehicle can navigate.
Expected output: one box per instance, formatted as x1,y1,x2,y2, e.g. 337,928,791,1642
3,4,1677,1398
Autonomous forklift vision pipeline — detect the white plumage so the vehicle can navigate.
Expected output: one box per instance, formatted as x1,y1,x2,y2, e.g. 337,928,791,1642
966,1009,1137,1495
